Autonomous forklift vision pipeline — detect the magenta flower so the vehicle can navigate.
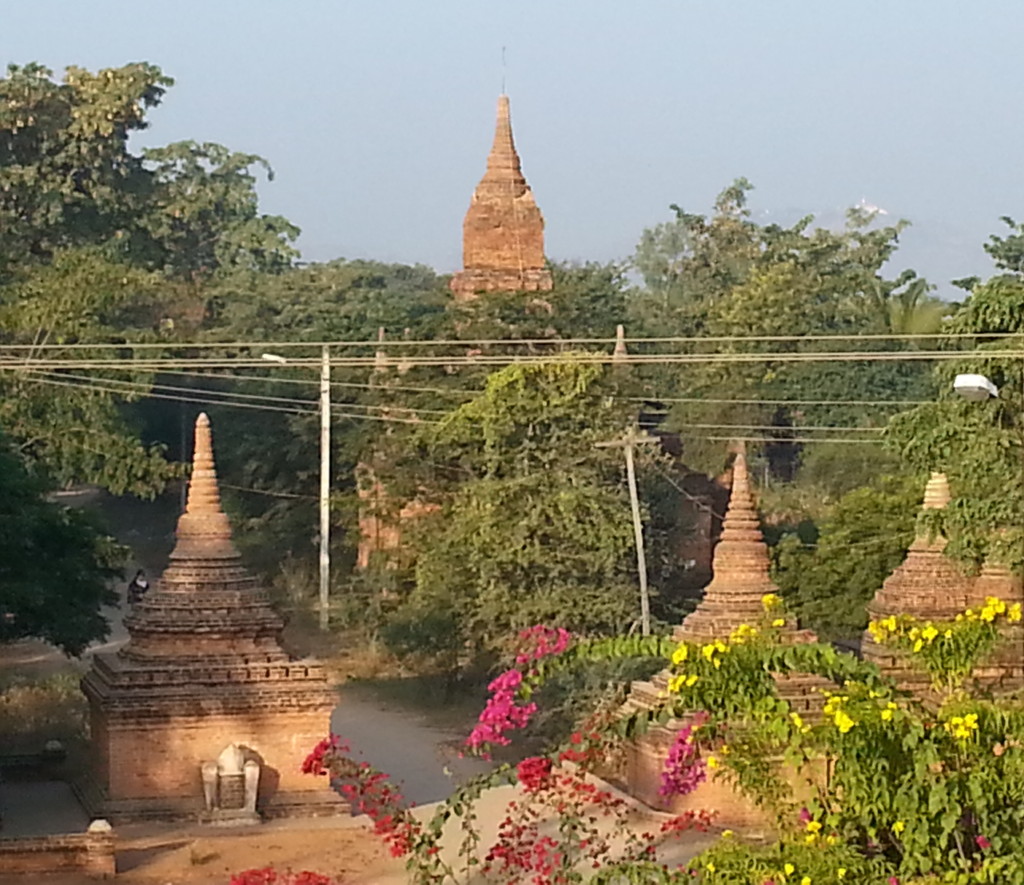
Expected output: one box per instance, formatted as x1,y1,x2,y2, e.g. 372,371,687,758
659,713,709,797
976,835,992,850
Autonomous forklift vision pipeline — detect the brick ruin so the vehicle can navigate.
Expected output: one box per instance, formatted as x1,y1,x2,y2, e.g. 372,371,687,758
621,452,824,825
862,471,1024,692
80,414,343,822
449,95,553,301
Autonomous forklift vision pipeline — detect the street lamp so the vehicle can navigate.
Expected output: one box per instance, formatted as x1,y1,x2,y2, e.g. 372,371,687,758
262,349,332,631
953,373,999,402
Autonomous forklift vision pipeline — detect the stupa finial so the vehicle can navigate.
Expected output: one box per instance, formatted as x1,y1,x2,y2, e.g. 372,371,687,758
485,94,522,180
169,412,239,562
922,471,951,510
612,324,628,362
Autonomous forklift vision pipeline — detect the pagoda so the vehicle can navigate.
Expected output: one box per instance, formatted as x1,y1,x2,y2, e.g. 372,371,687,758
862,472,1023,691
80,414,342,822
449,95,553,301
621,452,822,824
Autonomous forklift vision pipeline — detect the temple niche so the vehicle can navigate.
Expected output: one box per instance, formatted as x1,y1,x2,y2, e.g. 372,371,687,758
449,95,553,301
80,414,343,822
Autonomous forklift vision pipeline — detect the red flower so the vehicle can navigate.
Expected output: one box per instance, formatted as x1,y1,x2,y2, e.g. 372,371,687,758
516,755,553,792
976,835,992,850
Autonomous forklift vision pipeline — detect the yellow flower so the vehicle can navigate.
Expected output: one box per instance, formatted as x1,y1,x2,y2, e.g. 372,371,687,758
784,863,795,875
880,702,897,722
706,755,720,769
706,862,715,872
722,829,734,838
825,834,839,846
667,674,685,693
921,624,939,643
834,710,856,733
762,592,782,610
805,820,822,834
892,820,905,835
685,673,699,687
800,878,811,885
730,623,759,644
944,713,979,741
772,618,786,627
671,644,689,665
701,643,716,661
790,712,805,730
1009,603,1022,622
804,833,818,844
913,639,924,653
944,629,953,638
837,870,847,880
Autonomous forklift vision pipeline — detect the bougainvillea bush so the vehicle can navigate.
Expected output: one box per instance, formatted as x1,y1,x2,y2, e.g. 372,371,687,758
294,603,1024,884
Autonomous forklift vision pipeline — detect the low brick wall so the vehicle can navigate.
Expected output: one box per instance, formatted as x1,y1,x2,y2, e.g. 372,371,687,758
0,820,115,878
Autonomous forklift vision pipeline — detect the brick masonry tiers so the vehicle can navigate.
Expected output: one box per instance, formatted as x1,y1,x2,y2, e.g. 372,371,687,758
80,413,343,822
450,95,553,301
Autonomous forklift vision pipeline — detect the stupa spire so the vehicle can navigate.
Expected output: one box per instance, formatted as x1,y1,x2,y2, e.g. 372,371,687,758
675,452,793,640
450,95,553,301
169,413,239,564
864,470,969,637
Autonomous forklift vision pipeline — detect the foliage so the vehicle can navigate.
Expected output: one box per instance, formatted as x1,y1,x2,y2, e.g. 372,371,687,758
0,431,122,654
772,473,922,638
0,672,88,753
387,359,674,667
886,273,1024,570
0,62,302,492
629,180,938,479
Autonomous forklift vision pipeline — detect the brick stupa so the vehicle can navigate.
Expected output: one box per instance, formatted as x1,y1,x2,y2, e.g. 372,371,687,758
862,472,1024,691
80,414,342,822
449,95,553,301
621,452,822,825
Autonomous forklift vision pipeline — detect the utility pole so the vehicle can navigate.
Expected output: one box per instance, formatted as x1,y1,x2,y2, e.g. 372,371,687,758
596,426,659,635
319,345,331,631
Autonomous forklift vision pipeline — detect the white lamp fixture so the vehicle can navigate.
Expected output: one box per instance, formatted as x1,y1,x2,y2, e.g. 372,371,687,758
953,373,999,401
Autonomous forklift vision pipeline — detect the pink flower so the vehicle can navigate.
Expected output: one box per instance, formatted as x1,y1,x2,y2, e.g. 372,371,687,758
976,835,992,850
658,713,709,798
301,735,346,776
888,878,900,885
514,625,572,665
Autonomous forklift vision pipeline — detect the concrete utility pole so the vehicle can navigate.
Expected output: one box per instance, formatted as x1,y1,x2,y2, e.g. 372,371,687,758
319,345,331,631
596,426,660,635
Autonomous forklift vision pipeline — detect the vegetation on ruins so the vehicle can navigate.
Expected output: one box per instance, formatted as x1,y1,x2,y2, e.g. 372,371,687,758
305,597,1024,883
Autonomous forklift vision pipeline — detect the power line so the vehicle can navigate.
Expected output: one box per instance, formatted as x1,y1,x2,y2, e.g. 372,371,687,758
1,330,1023,352
2,348,1021,370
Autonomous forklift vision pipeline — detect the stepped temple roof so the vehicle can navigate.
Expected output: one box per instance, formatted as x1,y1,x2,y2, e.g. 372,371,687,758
450,95,553,301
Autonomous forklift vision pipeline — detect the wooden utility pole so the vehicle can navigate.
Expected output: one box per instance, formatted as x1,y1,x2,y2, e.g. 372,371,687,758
597,426,659,635
319,345,331,631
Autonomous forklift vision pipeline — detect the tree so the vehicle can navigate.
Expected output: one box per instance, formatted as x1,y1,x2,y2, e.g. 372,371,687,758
384,360,672,666
772,472,921,638
887,272,1024,569
0,430,122,655
0,62,302,493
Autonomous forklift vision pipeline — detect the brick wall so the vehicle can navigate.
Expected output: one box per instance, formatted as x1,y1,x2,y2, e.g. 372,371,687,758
0,823,114,878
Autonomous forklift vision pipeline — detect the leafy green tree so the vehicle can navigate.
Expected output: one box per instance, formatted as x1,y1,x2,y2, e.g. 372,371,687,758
0,247,175,493
0,430,122,655
772,473,921,638
887,272,1024,569
385,360,670,665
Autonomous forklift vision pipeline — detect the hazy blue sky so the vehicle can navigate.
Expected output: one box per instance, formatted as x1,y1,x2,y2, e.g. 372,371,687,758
7,1,1024,294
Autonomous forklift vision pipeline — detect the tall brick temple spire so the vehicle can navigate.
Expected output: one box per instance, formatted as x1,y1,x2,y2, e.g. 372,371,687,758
450,95,553,301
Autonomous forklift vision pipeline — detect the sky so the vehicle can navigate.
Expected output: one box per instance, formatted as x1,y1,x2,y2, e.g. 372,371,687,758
7,0,1024,296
